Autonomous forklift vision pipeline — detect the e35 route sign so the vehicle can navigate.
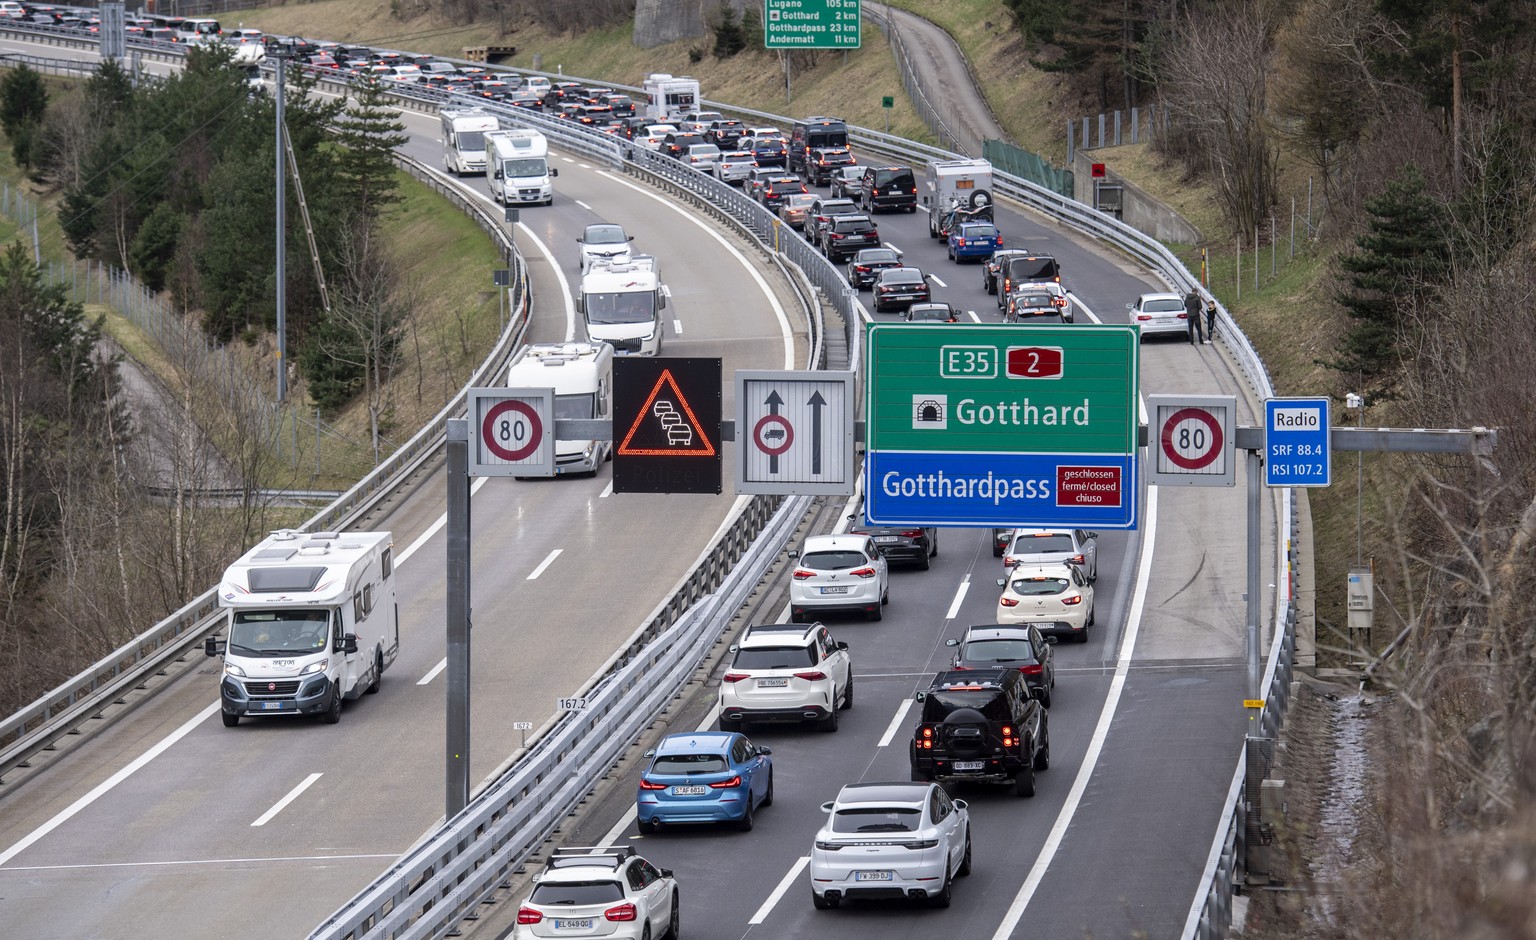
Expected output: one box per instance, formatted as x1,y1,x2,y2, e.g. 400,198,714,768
865,323,1140,528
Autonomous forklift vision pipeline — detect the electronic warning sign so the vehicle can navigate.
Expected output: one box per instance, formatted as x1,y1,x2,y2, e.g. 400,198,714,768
614,357,722,494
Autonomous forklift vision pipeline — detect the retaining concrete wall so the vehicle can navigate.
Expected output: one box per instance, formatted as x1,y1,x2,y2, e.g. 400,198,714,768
1072,151,1201,245
634,0,754,49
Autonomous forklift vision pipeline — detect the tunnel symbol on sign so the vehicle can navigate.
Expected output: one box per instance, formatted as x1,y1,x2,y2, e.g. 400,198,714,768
913,394,947,430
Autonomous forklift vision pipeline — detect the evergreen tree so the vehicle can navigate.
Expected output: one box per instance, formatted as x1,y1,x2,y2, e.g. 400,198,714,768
331,79,408,223
85,57,135,126
1329,165,1451,386
0,64,49,169
1003,0,1153,107
714,3,747,59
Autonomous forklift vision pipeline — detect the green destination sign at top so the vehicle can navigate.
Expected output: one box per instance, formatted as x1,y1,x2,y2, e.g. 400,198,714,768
765,0,861,49
865,324,1140,455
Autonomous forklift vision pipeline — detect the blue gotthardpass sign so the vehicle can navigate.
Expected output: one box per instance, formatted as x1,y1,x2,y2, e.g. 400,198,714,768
1264,397,1331,487
865,451,1138,528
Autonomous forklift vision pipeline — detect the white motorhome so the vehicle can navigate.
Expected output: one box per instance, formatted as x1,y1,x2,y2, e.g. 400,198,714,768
441,107,501,176
487,128,557,206
206,530,399,727
232,42,265,94
177,17,221,42
579,256,666,356
924,158,994,237
642,73,701,122
505,342,614,475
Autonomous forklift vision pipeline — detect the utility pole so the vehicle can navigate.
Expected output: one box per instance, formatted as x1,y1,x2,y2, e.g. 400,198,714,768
272,41,292,402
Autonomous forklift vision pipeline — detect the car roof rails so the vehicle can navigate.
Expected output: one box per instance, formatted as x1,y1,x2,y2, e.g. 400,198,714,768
548,845,635,868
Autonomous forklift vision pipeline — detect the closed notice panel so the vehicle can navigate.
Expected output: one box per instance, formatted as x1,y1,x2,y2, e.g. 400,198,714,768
736,371,856,496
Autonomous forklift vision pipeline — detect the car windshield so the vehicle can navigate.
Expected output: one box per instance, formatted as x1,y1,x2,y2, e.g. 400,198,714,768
1012,535,1075,553
1143,298,1186,312
651,753,727,774
528,881,624,905
690,145,720,157
859,249,900,264
875,169,914,187
1018,293,1054,307
922,689,1008,721
733,645,817,669
502,158,546,178
585,292,655,325
800,550,867,570
961,638,1036,662
554,393,595,421
883,271,923,285
830,807,921,833
584,225,627,245
1008,259,1056,279
228,610,331,655
784,194,816,209
1009,577,1070,596
963,225,998,238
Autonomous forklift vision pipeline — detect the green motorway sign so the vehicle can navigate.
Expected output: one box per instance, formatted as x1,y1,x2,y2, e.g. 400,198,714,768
765,0,861,49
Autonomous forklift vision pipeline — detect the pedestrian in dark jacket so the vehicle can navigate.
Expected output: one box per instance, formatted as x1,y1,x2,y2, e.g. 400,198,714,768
1185,289,1205,345
1204,295,1217,344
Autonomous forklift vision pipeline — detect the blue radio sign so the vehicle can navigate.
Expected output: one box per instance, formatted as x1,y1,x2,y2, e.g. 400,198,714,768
1264,397,1331,487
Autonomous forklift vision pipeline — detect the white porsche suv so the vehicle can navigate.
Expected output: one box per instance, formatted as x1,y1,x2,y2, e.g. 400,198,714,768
719,622,852,733
809,781,971,909
512,846,679,940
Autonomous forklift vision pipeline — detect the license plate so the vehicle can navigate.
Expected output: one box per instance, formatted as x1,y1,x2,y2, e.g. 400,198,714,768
259,702,287,711
821,586,849,595
672,785,708,795
875,536,899,543
953,760,986,771
758,678,788,688
553,919,594,930
854,871,894,882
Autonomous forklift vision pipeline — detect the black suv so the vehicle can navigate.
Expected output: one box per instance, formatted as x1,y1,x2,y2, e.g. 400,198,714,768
945,623,1056,707
806,146,856,186
860,165,918,213
996,254,1063,305
909,668,1049,796
821,215,880,261
846,514,938,568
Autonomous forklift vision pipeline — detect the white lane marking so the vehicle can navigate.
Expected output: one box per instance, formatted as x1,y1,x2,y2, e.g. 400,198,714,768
1071,293,1101,324
598,171,794,369
516,216,578,342
4,851,400,872
526,549,563,580
749,856,810,924
0,702,220,867
877,698,914,748
417,658,448,686
251,773,323,827
575,199,593,211
967,309,982,323
696,704,721,732
989,484,1160,938
397,477,489,566
882,241,900,251
600,480,614,498
945,575,971,620
928,274,948,288
673,319,683,335
562,157,578,163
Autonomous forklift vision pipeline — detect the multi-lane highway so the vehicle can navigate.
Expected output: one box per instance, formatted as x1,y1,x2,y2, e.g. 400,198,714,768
0,33,1278,939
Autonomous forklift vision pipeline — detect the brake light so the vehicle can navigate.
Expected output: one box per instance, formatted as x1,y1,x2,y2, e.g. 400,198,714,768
605,903,638,922
829,232,845,239
1003,556,1015,567
1003,724,1015,747
901,530,924,539
1071,554,1085,564
909,186,918,193
1178,312,1189,318
997,236,1004,246
1062,595,1083,605
1137,314,1152,321
722,672,749,682
794,671,828,681
709,775,743,789
793,569,816,580
1053,296,1066,307
517,907,543,925
955,238,966,246
1020,663,1043,676
639,778,667,790
1000,597,1019,607
855,265,870,273
918,725,934,749
851,566,877,578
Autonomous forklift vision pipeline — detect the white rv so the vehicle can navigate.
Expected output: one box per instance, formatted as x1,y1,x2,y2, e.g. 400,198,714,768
579,256,666,356
206,530,399,727
441,107,501,176
487,128,557,206
642,73,701,122
924,158,994,236
505,342,614,475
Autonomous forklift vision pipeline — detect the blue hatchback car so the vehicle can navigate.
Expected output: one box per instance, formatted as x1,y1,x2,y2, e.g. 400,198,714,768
636,731,774,832
948,221,1003,263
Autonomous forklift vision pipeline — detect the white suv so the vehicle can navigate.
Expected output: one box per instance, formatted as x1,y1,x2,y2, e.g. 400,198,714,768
512,845,679,940
789,533,889,622
1003,527,1099,581
720,623,852,732
810,781,971,909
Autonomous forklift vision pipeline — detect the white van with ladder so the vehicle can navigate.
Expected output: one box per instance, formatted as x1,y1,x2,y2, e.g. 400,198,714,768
579,256,666,356
206,530,399,727
441,107,501,176
505,342,614,475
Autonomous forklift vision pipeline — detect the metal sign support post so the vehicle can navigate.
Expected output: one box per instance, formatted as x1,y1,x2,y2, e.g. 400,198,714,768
1246,448,1262,702
274,50,287,403
445,418,471,818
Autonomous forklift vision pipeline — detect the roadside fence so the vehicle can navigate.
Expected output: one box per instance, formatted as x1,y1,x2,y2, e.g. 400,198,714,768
1067,105,1168,161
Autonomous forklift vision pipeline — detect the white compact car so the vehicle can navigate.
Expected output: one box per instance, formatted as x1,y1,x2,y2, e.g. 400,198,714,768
719,622,852,732
1127,291,1191,339
577,222,634,274
994,562,1095,640
789,533,889,622
809,781,971,909
512,846,679,940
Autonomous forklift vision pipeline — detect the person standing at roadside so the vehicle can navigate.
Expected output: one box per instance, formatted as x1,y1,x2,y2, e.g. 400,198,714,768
1204,293,1217,344
1185,288,1205,346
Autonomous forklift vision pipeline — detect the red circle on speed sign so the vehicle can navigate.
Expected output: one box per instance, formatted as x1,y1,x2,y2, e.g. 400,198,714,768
1160,407,1224,470
752,413,793,456
482,399,543,462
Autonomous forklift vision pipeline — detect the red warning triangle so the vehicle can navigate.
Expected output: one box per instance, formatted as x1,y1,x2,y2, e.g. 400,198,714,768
617,369,718,457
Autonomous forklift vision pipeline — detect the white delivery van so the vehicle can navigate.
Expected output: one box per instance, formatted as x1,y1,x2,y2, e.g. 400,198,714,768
924,158,994,237
441,107,501,176
642,73,701,122
505,342,614,475
232,42,265,93
206,530,399,727
177,17,221,43
579,256,666,356
487,128,557,206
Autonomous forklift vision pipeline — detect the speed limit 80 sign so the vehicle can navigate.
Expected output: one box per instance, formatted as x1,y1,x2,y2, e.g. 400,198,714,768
467,388,555,477
1146,395,1236,487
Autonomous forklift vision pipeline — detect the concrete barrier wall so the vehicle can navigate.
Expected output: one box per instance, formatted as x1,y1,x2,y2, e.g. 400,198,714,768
1072,150,1201,245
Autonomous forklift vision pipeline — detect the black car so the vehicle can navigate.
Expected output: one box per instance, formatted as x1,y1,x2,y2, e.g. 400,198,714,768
846,247,906,290
506,90,546,112
905,302,960,323
910,668,1049,796
805,196,860,244
806,146,856,186
661,132,706,160
860,165,918,213
759,175,807,210
845,516,937,569
872,266,931,313
996,253,1063,305
820,214,879,262
704,119,745,148
945,623,1056,707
